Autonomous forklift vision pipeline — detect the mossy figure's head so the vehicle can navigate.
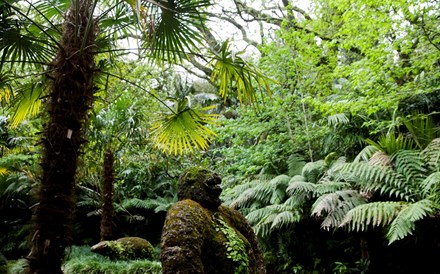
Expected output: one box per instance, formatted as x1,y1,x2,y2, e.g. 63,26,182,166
178,167,222,211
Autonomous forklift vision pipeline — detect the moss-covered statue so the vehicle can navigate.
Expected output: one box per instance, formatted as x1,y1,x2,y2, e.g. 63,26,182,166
160,167,266,274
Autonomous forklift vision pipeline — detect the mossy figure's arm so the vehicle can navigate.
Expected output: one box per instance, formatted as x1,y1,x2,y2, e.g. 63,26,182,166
160,200,210,274
219,206,267,274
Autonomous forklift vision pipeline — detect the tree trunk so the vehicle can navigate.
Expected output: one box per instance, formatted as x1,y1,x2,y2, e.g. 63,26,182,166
26,0,96,273
100,148,115,241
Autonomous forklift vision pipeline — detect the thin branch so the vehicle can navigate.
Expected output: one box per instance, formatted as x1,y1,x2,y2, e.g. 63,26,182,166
100,71,176,114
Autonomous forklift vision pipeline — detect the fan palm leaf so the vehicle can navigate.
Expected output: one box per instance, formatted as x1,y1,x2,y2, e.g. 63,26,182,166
142,0,210,63
151,97,218,155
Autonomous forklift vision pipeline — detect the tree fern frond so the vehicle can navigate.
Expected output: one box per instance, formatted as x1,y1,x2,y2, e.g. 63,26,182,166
368,151,392,167
342,162,412,201
391,150,426,185
287,154,306,176
312,190,366,229
301,160,326,183
420,171,440,196
222,180,256,206
229,187,259,209
421,138,440,171
387,199,435,244
314,181,351,195
286,180,317,198
122,197,156,210
270,210,301,231
354,145,380,163
340,201,403,232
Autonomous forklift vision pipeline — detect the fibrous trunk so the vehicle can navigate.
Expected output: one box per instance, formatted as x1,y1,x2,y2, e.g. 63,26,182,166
100,148,114,241
26,0,96,273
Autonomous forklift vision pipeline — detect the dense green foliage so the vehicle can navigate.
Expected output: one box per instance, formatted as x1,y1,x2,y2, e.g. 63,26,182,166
2,0,440,273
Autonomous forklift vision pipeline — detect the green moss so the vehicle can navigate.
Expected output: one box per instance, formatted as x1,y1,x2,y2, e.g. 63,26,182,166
161,200,266,274
92,237,154,261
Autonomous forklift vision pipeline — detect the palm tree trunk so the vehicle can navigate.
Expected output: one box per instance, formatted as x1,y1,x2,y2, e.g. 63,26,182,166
26,0,96,273
100,148,115,241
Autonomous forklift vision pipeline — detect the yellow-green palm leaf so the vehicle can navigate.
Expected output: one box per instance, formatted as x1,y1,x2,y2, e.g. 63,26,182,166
151,98,217,155
210,40,273,104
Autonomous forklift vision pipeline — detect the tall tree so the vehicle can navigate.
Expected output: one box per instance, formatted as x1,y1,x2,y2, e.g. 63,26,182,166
25,0,97,272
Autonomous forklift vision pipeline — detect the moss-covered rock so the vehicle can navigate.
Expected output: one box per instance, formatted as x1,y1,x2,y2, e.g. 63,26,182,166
91,237,154,260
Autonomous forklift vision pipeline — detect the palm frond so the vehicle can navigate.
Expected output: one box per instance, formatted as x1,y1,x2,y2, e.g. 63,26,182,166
387,199,435,244
402,113,439,149
143,0,210,63
340,201,403,232
326,113,349,127
365,132,415,155
210,40,273,104
9,81,45,127
151,98,218,155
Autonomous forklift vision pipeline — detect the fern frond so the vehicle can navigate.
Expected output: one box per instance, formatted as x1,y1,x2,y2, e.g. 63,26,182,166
312,190,366,229
387,199,435,244
302,160,326,183
421,138,440,171
287,154,306,176
342,162,412,201
270,210,301,231
391,150,426,184
420,171,440,196
122,198,156,210
286,179,317,199
246,203,300,237
229,186,259,209
340,201,403,232
368,151,392,167
354,145,380,163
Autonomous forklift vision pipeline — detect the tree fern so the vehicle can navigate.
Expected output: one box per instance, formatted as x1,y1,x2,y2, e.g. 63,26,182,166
386,199,435,244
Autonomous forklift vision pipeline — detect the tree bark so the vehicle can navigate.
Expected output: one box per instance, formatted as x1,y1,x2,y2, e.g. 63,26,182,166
26,0,96,273
100,148,115,241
